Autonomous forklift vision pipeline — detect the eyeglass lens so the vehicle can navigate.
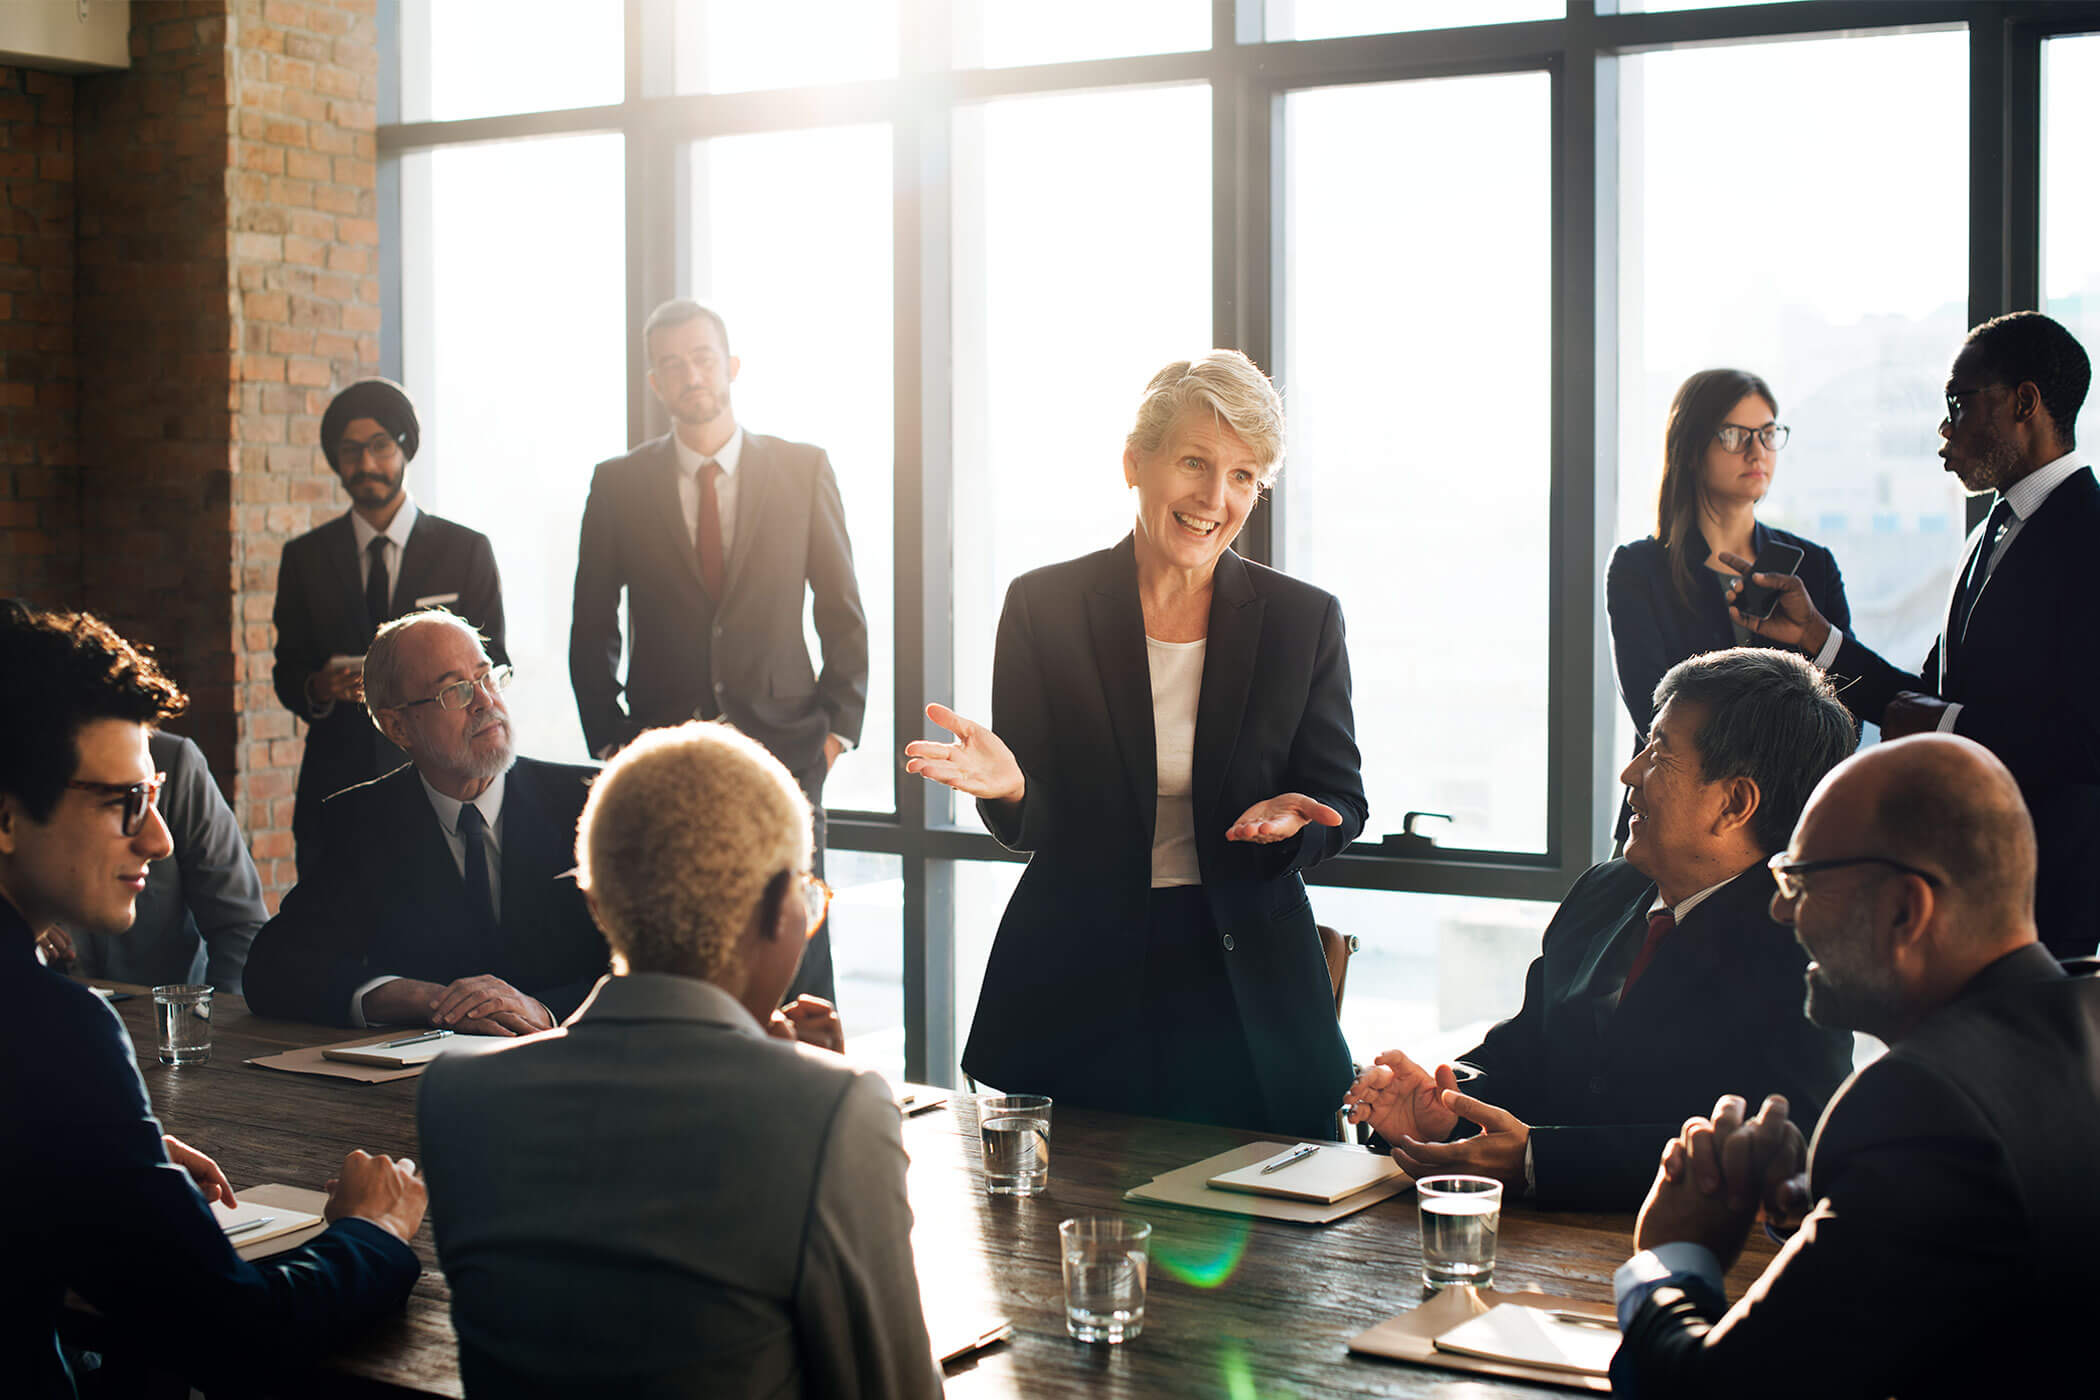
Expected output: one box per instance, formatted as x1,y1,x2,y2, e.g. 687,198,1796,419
437,664,513,710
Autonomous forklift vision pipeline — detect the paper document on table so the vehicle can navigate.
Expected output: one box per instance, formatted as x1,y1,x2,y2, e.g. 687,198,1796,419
211,1196,324,1249
319,1030,514,1069
220,1185,331,1260
1207,1142,1406,1203
1348,1286,1617,1393
1125,1141,1412,1224
1432,1303,1620,1376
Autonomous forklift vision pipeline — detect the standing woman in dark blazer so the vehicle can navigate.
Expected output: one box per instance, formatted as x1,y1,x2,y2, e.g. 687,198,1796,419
1606,369,1850,842
906,351,1363,1140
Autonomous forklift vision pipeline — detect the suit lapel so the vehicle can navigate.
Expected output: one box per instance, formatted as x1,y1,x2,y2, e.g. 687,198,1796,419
1952,468,2093,685
649,436,706,592
1193,549,1262,829
324,514,362,631
392,770,475,943
393,513,434,614
1938,511,1994,684
1581,879,1656,1042
495,761,553,939
1084,538,1158,841
725,431,768,598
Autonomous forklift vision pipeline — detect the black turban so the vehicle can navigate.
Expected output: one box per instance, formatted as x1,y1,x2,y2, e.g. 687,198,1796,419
320,378,421,462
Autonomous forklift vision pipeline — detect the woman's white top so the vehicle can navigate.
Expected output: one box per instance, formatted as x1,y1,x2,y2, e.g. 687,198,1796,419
1147,635,1206,888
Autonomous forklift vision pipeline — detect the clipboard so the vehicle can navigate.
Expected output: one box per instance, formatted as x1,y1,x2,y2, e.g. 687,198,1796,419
1347,1286,1619,1393
1125,1141,1413,1224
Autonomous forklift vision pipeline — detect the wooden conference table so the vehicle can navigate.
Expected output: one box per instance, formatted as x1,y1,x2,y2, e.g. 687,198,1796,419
96,986,1776,1397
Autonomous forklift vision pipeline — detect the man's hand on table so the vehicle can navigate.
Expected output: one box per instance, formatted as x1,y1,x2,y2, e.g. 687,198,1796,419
1343,1050,1462,1145
768,995,846,1053
324,1150,428,1245
1636,1093,1805,1268
163,1133,237,1208
362,975,553,1036
1385,1088,1532,1191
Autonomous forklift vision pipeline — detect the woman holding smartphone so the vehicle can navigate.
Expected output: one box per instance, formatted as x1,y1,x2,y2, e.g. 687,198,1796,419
1605,369,1851,842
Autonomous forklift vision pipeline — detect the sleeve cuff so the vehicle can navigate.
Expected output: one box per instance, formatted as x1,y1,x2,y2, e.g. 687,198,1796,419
1936,701,1963,732
1522,1138,1537,1198
1614,1243,1725,1331
829,732,855,753
1812,625,1845,672
309,695,336,720
350,975,404,1027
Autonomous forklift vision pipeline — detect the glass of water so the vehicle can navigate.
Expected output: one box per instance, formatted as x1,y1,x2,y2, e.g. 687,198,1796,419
152,984,213,1066
1060,1216,1151,1343
978,1094,1052,1196
1417,1174,1502,1291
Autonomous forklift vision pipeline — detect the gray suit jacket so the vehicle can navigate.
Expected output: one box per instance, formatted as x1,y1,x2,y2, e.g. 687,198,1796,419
417,974,940,1399
69,731,267,993
569,431,868,771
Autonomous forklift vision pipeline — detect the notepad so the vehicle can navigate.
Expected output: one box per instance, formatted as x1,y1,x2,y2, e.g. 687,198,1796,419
1206,1142,1407,1204
211,1196,324,1249
319,1030,513,1069
1431,1303,1621,1377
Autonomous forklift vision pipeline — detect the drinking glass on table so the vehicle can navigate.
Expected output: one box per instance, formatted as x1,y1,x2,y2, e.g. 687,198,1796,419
1060,1216,1152,1343
1417,1174,1502,1291
978,1094,1052,1196
152,984,213,1066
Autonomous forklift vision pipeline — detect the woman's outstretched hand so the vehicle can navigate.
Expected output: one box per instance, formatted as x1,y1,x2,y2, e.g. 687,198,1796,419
1226,793,1343,844
904,703,1026,804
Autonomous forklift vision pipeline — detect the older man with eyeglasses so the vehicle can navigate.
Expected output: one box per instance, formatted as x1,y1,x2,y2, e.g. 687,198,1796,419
244,609,608,1030
272,378,509,876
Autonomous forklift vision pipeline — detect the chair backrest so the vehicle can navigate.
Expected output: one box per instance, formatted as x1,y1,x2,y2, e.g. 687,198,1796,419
1317,924,1356,1017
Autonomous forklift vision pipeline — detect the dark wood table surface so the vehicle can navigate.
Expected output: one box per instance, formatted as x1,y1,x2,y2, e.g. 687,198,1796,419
101,985,1776,1397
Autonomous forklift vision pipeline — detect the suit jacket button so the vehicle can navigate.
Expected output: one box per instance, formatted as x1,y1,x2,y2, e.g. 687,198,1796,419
714,681,725,693
1221,934,1235,951
1588,1075,1607,1095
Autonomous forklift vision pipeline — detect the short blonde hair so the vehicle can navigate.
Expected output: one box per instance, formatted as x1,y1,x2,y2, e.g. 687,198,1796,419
575,722,813,980
1125,350,1286,486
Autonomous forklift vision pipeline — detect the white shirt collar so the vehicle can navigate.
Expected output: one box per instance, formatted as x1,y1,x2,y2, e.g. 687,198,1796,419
349,493,419,553
2000,449,2086,521
1654,870,1741,923
417,765,509,840
672,425,744,480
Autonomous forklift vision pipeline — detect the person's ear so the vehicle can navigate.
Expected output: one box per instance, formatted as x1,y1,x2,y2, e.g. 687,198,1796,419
726,355,741,385
0,792,19,855
2011,380,2042,427
1713,775,1761,838
373,707,409,749
756,870,794,944
1123,443,1141,491
1882,872,1938,976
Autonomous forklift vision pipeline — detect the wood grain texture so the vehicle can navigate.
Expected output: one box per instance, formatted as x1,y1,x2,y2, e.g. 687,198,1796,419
100,984,1777,1397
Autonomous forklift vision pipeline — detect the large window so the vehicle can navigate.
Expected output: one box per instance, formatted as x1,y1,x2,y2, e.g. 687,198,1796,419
1617,30,1971,754
1281,70,1553,855
385,4,2100,1086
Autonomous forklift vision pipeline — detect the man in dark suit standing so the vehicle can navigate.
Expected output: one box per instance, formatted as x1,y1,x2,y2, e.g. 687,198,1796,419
274,379,507,874
246,610,606,1030
1345,649,1857,1209
1734,312,2096,958
1612,734,2100,1397
1,607,425,1400
570,299,867,1002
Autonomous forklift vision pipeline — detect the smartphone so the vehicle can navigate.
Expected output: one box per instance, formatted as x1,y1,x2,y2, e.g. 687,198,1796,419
1733,541,1806,621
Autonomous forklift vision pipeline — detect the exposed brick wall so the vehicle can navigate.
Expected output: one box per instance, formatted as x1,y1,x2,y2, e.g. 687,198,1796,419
0,66,79,604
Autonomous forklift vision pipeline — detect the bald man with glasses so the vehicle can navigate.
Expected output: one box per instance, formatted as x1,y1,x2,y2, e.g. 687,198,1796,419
245,610,608,1030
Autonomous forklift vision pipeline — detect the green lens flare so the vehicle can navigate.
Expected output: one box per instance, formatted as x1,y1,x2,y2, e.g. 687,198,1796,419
1152,1215,1252,1289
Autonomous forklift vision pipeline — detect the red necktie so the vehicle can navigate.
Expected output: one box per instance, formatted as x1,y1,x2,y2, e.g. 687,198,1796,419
697,459,726,600
1620,909,1675,999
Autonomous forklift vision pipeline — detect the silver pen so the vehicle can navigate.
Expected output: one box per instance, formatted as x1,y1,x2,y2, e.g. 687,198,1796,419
379,1029,452,1049
1258,1144,1321,1174
224,1216,276,1237
1544,1309,1619,1331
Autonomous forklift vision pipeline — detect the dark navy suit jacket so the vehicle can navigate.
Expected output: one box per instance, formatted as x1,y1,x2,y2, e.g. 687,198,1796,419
2,899,418,1399
243,757,607,1026
961,538,1363,1140
1605,524,1850,841
1460,860,1853,1209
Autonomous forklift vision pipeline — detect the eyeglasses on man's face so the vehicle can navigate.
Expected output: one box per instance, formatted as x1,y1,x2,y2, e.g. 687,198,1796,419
67,772,168,837
1943,384,2008,430
395,663,514,713
337,431,403,467
797,871,833,940
1715,423,1790,454
1768,851,1944,903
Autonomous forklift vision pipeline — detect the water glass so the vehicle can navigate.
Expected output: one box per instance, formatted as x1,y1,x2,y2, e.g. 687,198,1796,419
1417,1174,1502,1291
1060,1216,1151,1343
978,1094,1052,1196
152,984,213,1066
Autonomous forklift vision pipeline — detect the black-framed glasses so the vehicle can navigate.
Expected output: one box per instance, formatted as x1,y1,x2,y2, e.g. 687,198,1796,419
798,871,834,940
1768,852,1944,903
1715,423,1790,454
67,771,167,837
337,431,403,466
1943,385,2007,428
396,663,514,713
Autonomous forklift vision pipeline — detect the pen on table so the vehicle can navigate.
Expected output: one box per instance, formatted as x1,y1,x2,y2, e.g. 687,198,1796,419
1259,1144,1321,1174
224,1216,276,1237
379,1030,451,1049
1544,1310,1619,1330
903,1095,947,1118
944,1323,1014,1365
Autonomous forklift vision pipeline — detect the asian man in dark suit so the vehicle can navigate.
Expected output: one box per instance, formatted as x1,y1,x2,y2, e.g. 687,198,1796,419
1732,312,2098,958
570,299,868,1004
1,607,425,1400
1613,734,2100,1398
245,610,606,1031
1346,649,1858,1209
273,379,506,875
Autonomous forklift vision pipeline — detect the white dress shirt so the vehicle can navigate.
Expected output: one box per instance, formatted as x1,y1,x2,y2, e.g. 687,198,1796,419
310,496,421,720
671,425,744,557
1815,450,2086,733
1147,635,1205,888
349,766,509,1026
